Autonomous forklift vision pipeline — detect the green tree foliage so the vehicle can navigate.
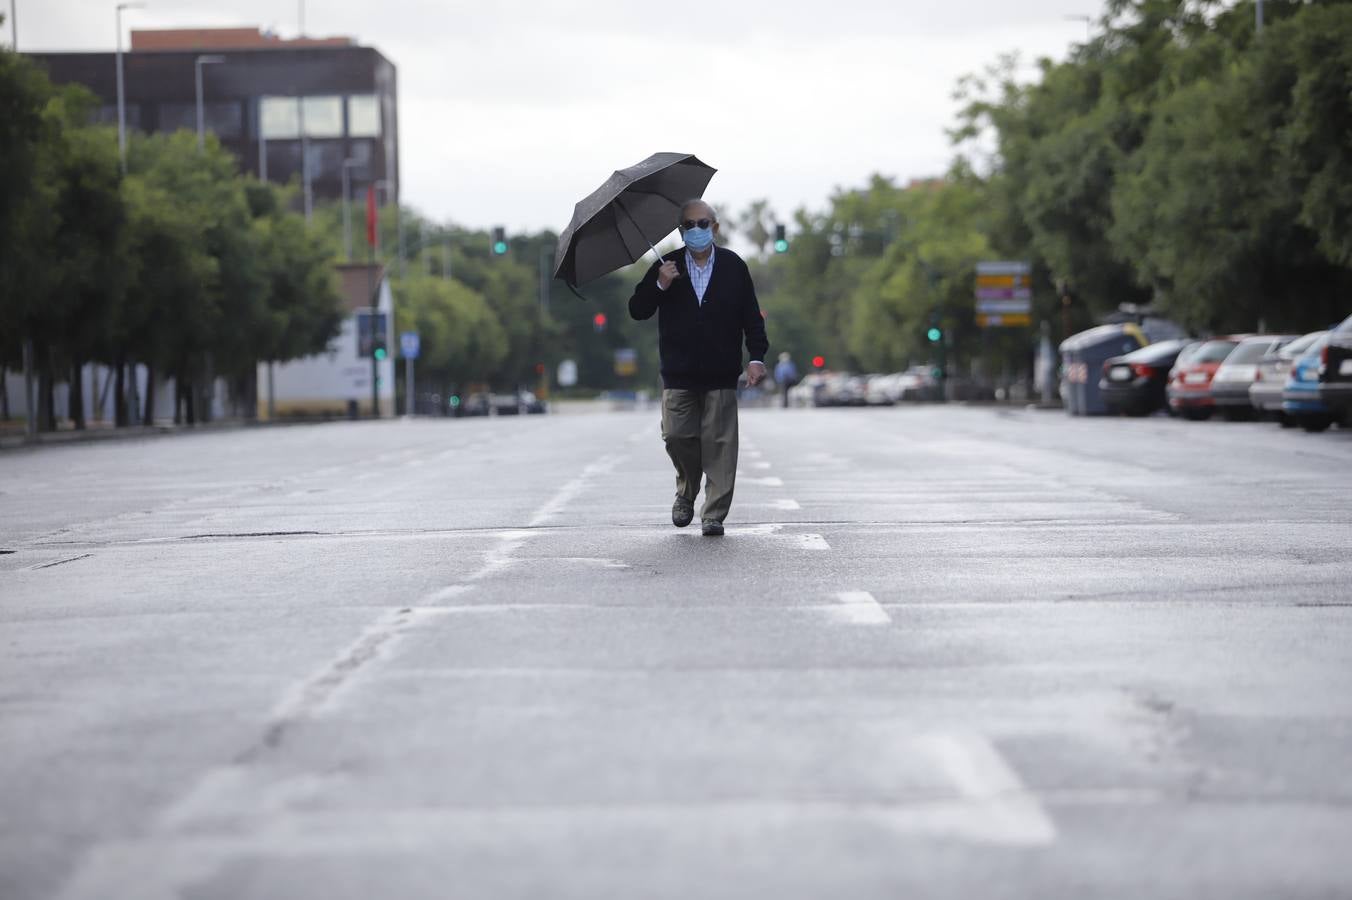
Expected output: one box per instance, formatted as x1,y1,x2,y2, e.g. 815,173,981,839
1,47,342,430
755,0,1352,380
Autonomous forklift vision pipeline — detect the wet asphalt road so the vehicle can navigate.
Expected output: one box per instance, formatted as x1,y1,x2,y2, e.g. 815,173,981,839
2,405,1351,899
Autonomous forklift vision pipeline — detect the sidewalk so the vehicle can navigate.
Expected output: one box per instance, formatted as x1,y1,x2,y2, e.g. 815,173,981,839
0,417,332,451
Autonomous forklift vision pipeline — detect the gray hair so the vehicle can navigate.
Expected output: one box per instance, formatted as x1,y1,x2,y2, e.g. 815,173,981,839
677,199,718,226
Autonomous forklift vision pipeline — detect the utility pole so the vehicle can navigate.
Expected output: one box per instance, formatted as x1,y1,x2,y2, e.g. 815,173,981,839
10,0,17,49
1256,0,1264,34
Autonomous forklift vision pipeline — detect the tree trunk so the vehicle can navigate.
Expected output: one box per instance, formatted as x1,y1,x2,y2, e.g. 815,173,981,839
36,344,55,433
70,360,86,430
184,373,196,426
127,359,141,428
114,357,128,427
142,363,156,426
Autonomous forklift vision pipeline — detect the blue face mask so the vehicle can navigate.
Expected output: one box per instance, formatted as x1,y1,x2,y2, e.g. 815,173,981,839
683,225,715,252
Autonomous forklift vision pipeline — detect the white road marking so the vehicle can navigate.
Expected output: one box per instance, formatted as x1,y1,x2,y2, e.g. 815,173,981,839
795,533,831,551
528,454,624,527
423,584,475,604
773,499,801,511
829,590,890,624
911,732,1058,846
740,476,784,487
750,461,772,470
265,607,447,724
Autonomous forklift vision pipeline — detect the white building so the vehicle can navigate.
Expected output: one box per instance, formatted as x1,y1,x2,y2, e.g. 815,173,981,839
259,263,396,418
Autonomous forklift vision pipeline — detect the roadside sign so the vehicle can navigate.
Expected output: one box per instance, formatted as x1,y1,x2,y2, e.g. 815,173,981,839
975,261,1032,326
356,310,389,358
557,359,578,387
400,331,420,360
614,348,638,377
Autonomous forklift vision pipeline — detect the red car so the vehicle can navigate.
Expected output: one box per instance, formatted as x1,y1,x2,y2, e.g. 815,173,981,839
1167,336,1249,420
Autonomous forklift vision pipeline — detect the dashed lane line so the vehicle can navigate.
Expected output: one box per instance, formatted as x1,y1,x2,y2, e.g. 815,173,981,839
829,591,892,625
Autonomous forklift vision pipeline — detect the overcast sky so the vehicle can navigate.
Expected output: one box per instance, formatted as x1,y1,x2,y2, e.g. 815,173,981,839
15,0,1103,235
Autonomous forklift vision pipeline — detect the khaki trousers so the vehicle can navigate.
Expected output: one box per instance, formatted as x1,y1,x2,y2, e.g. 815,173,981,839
661,388,739,523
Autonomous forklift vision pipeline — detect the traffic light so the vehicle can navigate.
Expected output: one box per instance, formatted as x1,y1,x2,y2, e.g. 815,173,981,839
773,224,789,254
927,326,942,343
491,226,508,255
812,355,825,369
593,312,607,333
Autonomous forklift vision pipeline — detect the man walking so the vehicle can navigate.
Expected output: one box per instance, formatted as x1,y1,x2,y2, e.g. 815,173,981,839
629,200,769,537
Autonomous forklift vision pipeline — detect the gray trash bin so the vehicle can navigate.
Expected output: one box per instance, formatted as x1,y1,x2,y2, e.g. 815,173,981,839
1060,325,1147,416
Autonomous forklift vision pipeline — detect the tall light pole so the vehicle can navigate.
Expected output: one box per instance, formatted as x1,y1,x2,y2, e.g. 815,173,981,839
9,0,17,49
341,158,359,261
299,97,312,223
194,54,224,152
1256,0,1264,35
256,97,268,182
115,1,146,173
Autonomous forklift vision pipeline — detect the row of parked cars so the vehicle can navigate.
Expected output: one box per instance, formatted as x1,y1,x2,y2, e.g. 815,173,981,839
787,367,943,408
1096,314,1352,431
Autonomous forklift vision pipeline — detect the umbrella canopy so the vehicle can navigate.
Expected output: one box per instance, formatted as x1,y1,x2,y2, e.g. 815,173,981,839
553,152,716,287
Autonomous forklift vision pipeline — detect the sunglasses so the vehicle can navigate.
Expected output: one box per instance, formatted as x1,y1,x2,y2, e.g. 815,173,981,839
680,218,714,231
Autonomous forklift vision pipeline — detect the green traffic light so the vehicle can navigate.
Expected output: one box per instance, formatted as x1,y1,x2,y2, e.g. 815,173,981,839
774,239,789,253
927,327,942,342
493,241,508,255
449,395,461,407
374,348,387,360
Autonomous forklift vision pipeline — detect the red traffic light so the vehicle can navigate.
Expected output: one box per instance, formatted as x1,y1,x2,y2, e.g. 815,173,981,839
535,362,546,375
593,313,607,332
812,355,825,369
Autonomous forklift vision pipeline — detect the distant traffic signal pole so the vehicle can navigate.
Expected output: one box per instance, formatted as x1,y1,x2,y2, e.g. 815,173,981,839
774,224,789,254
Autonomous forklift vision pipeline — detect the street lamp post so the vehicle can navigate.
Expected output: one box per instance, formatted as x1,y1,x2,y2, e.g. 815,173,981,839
194,54,225,152
341,158,359,261
115,2,146,173
1256,0,1264,34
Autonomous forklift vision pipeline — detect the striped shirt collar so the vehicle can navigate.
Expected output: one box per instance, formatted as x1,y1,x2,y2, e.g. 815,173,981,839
684,245,716,304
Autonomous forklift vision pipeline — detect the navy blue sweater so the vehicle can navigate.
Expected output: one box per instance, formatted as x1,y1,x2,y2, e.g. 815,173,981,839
628,247,770,391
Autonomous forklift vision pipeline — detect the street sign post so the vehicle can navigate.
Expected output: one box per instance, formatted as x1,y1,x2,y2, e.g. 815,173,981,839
975,261,1032,327
400,332,419,417
557,359,578,388
614,349,638,378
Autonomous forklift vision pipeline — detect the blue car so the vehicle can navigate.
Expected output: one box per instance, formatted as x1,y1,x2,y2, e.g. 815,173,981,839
1282,333,1335,432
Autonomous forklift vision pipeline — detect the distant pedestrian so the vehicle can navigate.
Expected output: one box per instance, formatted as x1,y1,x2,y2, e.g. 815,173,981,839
774,352,799,408
628,200,769,537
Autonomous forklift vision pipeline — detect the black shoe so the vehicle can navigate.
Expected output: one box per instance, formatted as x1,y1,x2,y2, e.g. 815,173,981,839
701,519,725,537
672,495,694,528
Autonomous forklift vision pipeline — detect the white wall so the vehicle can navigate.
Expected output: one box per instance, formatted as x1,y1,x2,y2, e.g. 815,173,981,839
257,277,396,418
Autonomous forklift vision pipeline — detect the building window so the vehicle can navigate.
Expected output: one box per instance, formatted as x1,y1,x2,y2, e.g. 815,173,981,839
261,96,299,139
302,96,343,138
347,95,380,138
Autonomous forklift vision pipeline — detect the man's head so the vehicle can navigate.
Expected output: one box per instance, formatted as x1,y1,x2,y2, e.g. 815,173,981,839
677,200,719,254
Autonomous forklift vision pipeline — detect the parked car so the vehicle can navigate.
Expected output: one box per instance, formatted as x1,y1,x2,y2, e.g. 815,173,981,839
864,374,897,406
1317,314,1352,426
454,392,491,417
1282,333,1335,432
1167,337,1246,420
1250,331,1327,424
1210,335,1297,420
1099,339,1191,416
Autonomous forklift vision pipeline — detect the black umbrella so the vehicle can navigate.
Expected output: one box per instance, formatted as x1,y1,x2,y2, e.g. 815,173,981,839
553,152,716,288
